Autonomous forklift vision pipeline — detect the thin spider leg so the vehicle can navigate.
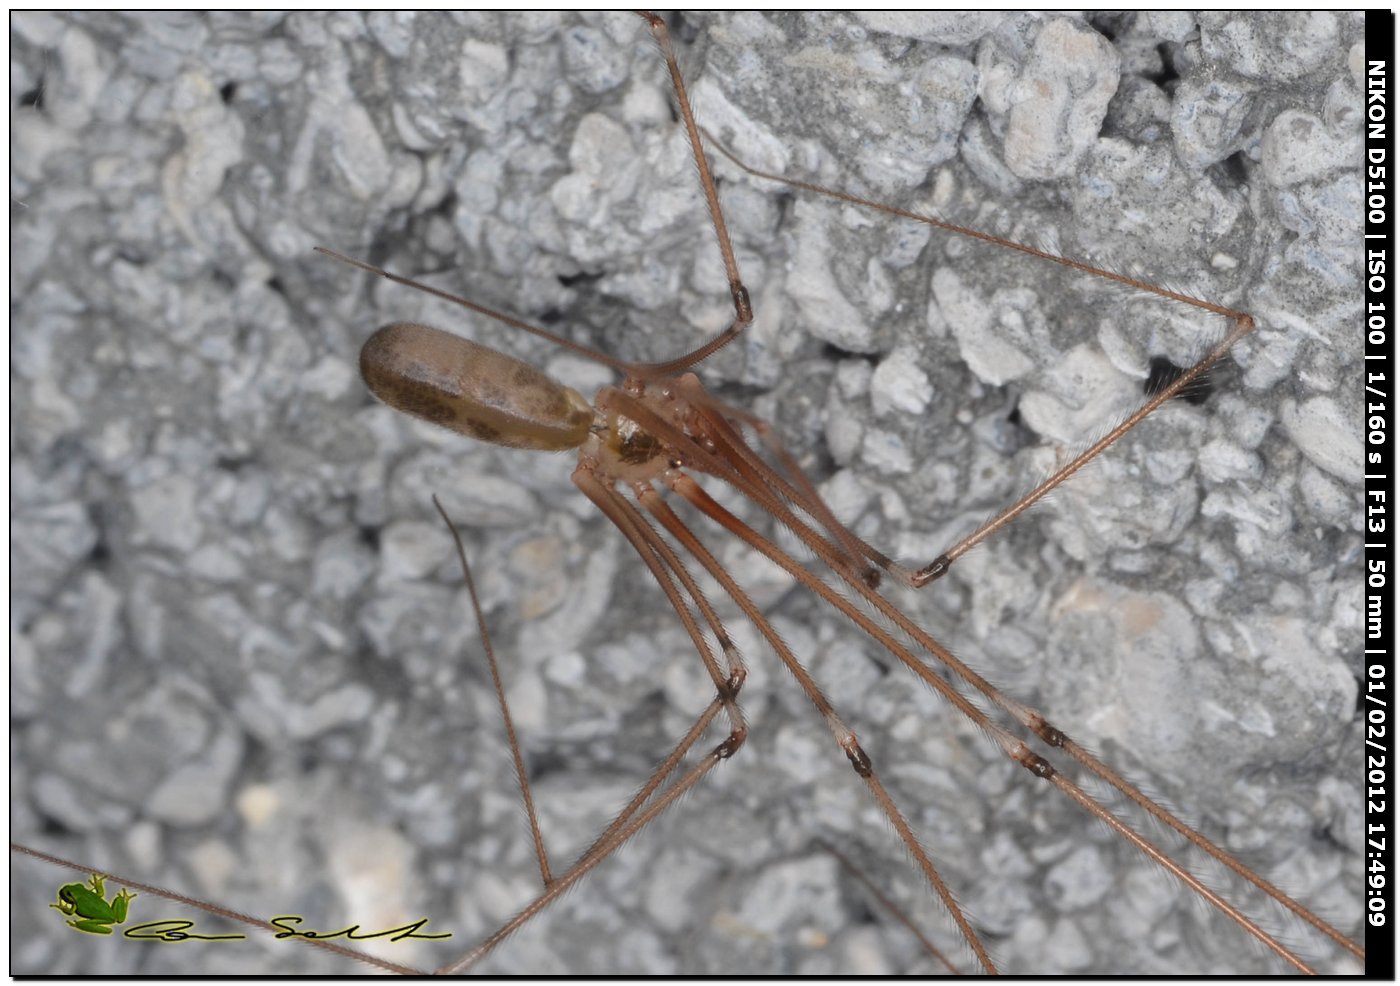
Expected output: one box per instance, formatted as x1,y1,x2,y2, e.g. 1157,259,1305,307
624,386,1299,963
630,366,1359,962
567,471,749,872
635,482,997,975
436,697,733,975
681,381,883,584
616,389,903,608
566,666,730,878
322,19,753,383
598,389,875,591
912,312,1257,585
669,476,1334,973
1043,778,1320,975
11,843,428,975
1055,729,1364,963
314,247,634,373
816,839,963,975
702,128,1252,321
433,496,553,887
633,13,752,375
604,387,893,608
700,130,1268,588
696,392,897,578
573,469,747,728
702,438,1363,962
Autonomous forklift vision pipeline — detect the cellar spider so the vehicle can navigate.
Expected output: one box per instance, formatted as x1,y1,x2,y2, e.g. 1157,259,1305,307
11,11,1364,974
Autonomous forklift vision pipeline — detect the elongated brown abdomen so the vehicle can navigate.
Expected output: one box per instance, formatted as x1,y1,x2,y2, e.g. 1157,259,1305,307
360,322,595,451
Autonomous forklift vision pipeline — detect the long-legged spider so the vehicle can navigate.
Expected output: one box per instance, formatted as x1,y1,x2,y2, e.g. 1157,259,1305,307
11,11,1364,974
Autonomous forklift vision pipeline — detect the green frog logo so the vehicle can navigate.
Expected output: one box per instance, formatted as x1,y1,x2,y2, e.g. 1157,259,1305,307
50,873,136,935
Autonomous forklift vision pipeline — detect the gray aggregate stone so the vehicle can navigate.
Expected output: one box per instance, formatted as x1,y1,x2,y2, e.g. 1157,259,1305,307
998,19,1122,180
11,11,1363,977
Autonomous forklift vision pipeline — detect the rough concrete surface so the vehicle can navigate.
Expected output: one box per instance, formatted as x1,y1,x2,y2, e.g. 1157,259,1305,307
11,11,1365,975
